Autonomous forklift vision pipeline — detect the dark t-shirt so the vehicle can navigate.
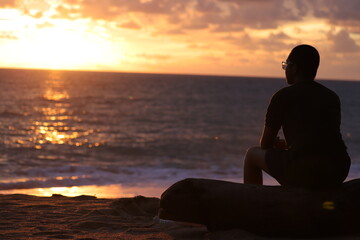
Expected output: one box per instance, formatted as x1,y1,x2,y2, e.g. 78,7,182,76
265,80,347,156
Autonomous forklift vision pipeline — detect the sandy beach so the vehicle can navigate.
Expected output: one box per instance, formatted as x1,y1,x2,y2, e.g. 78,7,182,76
1,193,359,240
0,193,205,240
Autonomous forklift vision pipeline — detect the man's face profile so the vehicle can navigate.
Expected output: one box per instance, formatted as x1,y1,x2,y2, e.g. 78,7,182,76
285,58,295,85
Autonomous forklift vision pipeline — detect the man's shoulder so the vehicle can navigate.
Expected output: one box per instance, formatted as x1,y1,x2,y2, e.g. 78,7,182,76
308,81,340,102
278,81,338,96
272,84,294,98
270,81,340,105
314,81,339,96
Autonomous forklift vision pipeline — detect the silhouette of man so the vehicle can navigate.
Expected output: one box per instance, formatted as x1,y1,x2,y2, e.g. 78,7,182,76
243,44,350,189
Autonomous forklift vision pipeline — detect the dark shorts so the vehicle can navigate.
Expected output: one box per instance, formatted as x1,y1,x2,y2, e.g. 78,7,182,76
265,148,350,189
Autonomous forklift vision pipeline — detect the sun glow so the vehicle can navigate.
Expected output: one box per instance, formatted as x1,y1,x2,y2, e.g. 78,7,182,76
21,25,119,70
0,10,124,70
0,1,359,80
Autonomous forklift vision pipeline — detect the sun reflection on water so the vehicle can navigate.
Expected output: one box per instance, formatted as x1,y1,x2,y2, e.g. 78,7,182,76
1,71,115,197
2,70,108,150
43,89,70,102
27,71,103,148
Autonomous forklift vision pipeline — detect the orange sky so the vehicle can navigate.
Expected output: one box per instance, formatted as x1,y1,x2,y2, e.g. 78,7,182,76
0,0,359,80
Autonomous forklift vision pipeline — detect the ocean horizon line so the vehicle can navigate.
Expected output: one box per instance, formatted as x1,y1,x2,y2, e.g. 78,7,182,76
0,66,358,82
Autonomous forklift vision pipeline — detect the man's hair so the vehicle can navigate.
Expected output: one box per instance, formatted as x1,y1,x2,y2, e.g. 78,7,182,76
288,44,320,79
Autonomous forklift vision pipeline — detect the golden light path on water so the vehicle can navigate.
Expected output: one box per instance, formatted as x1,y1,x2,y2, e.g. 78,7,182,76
0,71,130,198
31,71,99,148
0,70,174,198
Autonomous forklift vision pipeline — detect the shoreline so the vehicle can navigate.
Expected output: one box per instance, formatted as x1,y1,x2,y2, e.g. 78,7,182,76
1,172,358,199
0,183,167,199
0,175,279,199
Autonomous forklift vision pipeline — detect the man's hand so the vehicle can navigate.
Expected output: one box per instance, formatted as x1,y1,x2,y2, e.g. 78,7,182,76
273,137,287,150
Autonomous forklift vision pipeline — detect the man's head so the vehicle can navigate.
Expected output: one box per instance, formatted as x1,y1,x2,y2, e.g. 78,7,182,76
285,44,320,84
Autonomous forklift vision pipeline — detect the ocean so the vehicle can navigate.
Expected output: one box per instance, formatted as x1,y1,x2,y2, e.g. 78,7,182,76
0,69,359,198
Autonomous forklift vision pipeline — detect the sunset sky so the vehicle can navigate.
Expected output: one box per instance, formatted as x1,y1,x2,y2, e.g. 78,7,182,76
0,0,359,80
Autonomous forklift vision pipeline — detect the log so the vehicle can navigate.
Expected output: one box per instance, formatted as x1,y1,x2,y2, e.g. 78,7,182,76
159,178,360,237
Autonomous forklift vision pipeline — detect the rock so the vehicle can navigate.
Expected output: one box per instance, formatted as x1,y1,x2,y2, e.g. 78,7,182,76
159,178,360,237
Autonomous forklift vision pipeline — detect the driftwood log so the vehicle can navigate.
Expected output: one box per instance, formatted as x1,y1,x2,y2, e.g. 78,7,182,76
159,178,360,237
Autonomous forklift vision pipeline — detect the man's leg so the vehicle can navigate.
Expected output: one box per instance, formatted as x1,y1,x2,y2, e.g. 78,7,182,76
243,146,269,185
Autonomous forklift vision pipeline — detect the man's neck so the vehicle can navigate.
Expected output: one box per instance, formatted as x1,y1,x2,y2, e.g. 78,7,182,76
292,76,314,84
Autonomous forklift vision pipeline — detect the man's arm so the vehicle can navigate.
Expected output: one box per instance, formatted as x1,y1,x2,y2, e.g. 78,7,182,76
260,126,279,149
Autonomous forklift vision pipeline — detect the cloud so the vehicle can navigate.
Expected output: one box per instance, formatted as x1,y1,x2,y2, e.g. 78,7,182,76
56,0,192,19
312,0,360,32
257,32,293,50
221,31,293,51
200,54,222,62
313,0,360,22
56,0,120,20
171,0,305,31
36,21,55,28
215,0,303,29
328,29,360,53
17,0,52,17
0,0,16,7
118,21,142,30
164,28,186,35
5,0,360,36
0,31,18,40
135,53,171,60
50,0,305,32
53,5,80,19
195,0,221,13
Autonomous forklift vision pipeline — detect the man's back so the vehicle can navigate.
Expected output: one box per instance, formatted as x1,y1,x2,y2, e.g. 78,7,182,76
267,80,347,155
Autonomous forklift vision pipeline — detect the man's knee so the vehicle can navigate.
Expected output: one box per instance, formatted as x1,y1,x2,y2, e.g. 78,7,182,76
244,146,260,164
245,146,261,159
244,146,267,169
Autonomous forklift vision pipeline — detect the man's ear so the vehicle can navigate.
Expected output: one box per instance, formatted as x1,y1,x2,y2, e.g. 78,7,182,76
292,64,298,74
